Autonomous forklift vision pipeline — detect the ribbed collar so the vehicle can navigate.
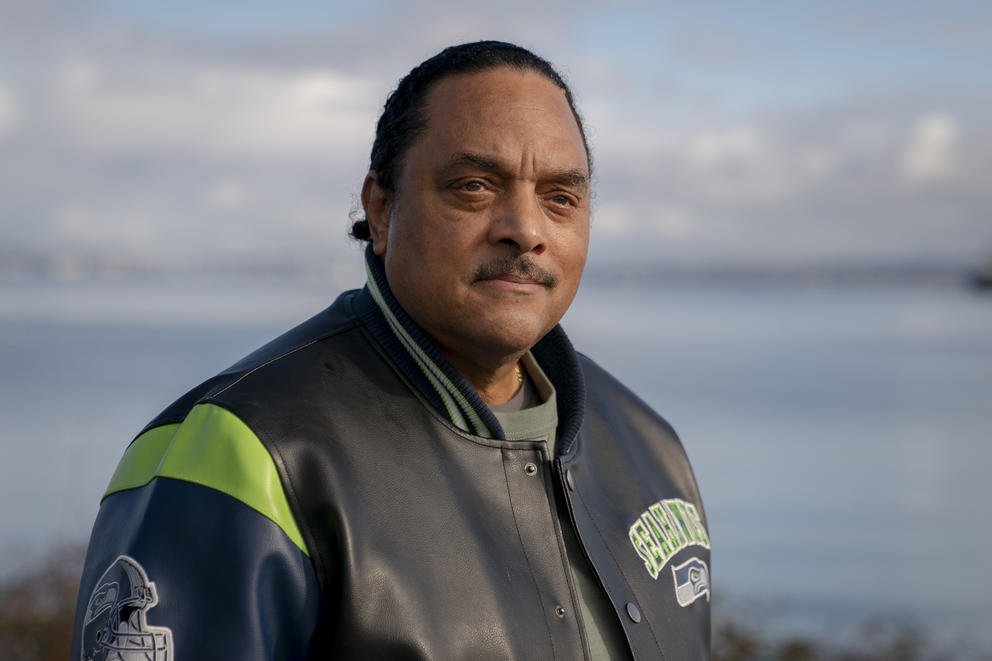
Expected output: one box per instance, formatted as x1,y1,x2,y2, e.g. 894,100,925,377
356,245,586,453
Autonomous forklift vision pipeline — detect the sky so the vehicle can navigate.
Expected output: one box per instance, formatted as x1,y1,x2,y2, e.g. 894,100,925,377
1,0,990,277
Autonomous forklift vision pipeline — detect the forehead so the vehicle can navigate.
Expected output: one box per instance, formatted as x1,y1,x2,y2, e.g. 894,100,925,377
411,68,589,174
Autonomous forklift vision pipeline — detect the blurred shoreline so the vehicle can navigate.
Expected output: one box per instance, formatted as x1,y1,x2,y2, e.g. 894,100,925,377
0,250,985,290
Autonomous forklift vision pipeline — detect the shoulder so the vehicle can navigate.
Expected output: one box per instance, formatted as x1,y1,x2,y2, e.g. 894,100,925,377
143,289,367,432
577,351,680,440
106,401,307,550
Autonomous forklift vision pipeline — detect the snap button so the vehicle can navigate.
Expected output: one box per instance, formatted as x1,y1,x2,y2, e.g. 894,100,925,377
524,462,537,476
554,605,566,618
626,602,641,623
565,468,575,490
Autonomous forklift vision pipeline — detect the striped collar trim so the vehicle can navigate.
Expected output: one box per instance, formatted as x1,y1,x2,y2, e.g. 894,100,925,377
360,246,501,439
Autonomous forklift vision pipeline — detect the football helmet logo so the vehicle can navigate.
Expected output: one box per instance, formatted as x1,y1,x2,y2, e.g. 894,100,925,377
81,555,173,661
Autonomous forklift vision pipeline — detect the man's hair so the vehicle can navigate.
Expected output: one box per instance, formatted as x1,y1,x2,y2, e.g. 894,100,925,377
350,40,591,241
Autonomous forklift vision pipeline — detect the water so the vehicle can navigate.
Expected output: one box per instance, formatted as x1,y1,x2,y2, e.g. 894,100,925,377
2,276,990,652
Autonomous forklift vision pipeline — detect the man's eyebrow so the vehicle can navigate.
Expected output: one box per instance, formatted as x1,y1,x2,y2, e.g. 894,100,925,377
440,151,589,190
440,152,506,175
549,169,589,190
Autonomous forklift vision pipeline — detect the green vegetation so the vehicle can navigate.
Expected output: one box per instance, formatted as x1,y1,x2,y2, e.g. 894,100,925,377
712,618,958,661
0,546,81,660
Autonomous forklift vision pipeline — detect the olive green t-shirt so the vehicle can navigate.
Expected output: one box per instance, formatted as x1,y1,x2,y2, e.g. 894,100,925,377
491,353,631,661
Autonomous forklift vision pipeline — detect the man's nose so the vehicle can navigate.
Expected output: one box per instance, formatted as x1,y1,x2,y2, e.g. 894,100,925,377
488,186,548,255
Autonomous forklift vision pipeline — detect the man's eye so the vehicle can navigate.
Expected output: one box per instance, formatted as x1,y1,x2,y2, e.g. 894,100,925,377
461,181,485,192
551,194,575,207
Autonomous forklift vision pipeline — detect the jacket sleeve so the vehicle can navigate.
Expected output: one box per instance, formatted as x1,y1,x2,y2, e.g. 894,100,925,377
71,403,322,660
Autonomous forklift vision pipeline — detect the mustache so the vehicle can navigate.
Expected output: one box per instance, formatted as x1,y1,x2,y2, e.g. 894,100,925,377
472,256,558,288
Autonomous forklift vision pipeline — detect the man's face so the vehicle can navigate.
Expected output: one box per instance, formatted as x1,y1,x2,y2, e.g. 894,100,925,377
365,68,590,369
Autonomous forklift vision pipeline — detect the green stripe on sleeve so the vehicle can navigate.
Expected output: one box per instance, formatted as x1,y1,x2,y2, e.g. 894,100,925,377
106,422,181,494
104,403,309,556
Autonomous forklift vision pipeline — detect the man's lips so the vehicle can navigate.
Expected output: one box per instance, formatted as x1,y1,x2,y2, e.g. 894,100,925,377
477,276,546,293
481,274,543,286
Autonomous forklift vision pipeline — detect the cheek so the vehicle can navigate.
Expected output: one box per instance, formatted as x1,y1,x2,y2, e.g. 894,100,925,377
386,226,465,300
557,226,590,272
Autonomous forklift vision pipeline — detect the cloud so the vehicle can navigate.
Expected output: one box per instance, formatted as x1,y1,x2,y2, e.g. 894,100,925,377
651,206,695,237
52,204,160,250
682,126,798,204
900,113,958,183
207,178,251,211
591,202,631,237
594,119,847,215
0,82,22,136
51,58,380,159
583,92,992,265
687,126,767,169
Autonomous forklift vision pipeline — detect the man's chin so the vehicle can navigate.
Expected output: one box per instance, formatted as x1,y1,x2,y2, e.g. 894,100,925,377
465,318,555,358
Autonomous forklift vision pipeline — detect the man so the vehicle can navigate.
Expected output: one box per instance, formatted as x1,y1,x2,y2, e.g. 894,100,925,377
72,41,710,660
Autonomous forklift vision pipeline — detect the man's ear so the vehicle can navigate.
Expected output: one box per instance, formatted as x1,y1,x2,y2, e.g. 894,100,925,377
361,171,390,257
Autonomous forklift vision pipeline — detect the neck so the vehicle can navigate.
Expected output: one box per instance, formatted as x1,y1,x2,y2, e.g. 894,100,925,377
441,350,525,405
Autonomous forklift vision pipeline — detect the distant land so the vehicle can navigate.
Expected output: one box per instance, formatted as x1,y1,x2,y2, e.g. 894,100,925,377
0,249,985,289
581,261,982,288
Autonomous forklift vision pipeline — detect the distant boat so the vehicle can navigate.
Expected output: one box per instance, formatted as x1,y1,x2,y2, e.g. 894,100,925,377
969,258,992,290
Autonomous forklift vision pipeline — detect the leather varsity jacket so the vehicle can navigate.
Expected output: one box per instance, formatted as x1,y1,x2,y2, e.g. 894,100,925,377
72,248,711,660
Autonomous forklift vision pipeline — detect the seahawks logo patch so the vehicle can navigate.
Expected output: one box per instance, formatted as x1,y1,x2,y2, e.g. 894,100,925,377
672,557,710,607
